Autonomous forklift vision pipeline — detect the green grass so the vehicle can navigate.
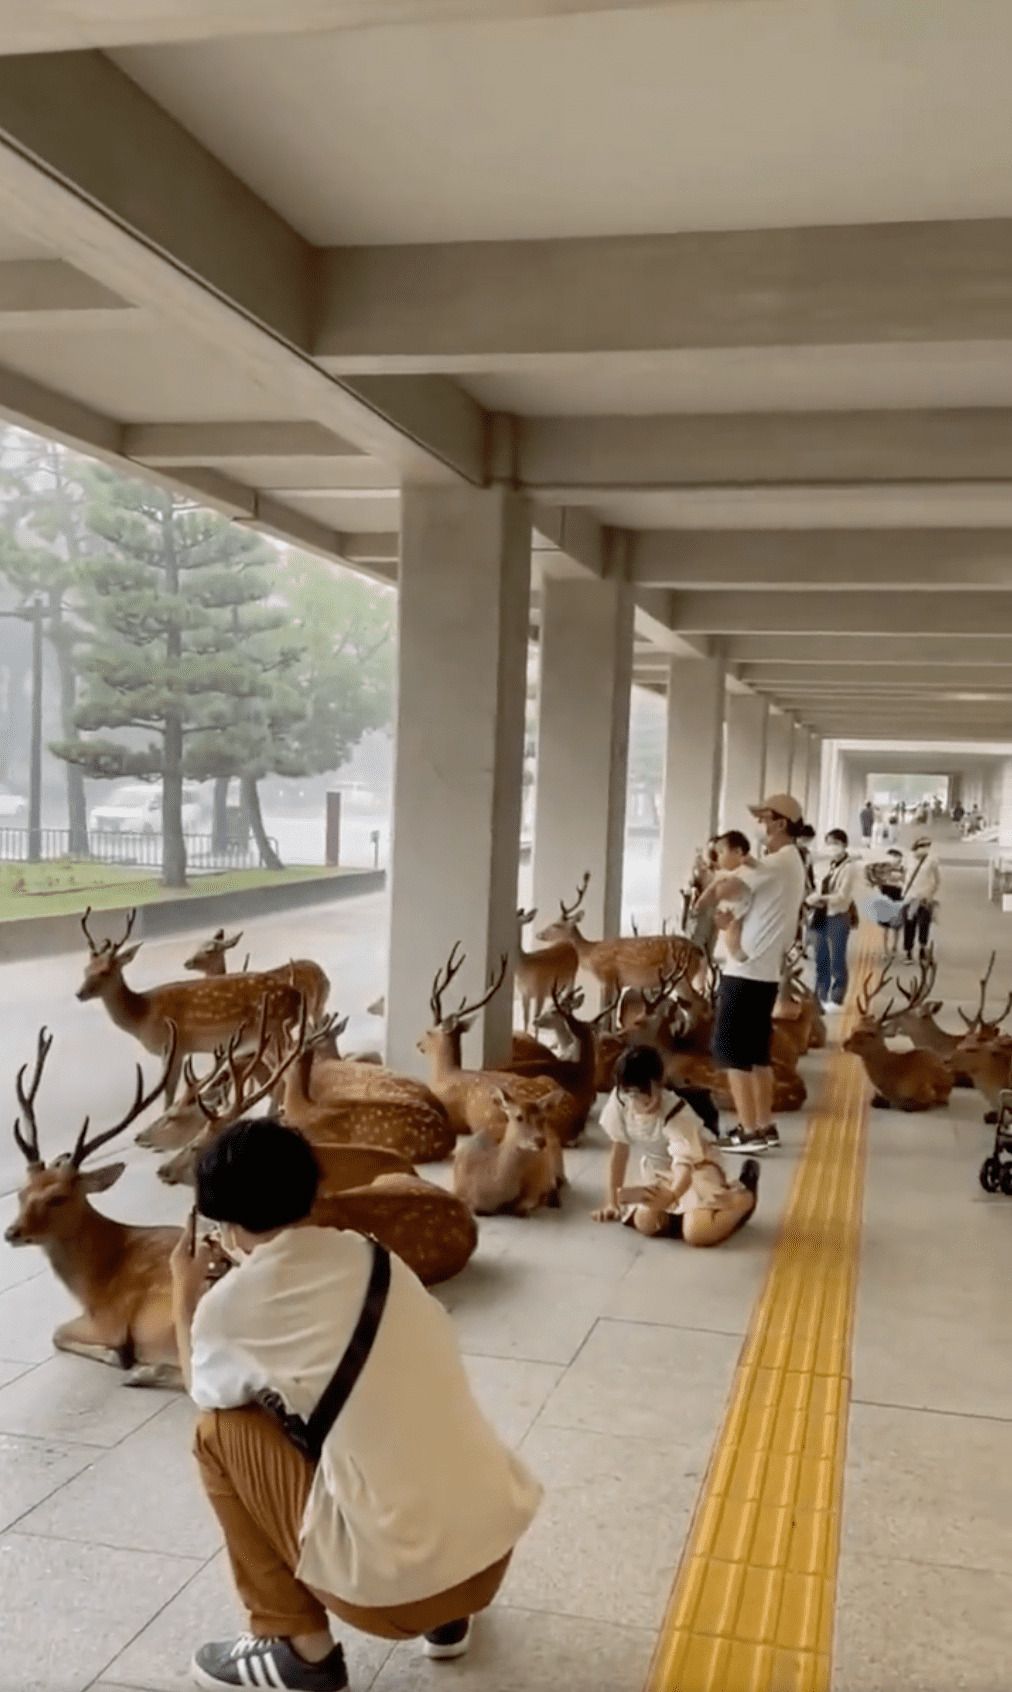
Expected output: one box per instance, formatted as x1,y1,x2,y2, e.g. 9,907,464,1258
0,860,350,923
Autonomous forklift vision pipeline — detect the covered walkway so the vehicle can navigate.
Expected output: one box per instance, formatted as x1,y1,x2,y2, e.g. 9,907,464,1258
2,859,1011,1691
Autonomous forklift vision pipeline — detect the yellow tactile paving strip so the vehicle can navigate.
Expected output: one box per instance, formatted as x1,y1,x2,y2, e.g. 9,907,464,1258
645,951,873,1692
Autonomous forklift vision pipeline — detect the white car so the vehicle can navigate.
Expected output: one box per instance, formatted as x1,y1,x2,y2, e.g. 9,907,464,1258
0,786,27,823
89,783,205,835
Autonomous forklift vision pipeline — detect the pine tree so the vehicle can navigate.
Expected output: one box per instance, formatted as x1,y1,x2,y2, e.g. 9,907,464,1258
50,470,283,887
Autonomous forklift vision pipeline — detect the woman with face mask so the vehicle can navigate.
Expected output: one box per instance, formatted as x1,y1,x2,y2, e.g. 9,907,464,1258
806,829,865,1010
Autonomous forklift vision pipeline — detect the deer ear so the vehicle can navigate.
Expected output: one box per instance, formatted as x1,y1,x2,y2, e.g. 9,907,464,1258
80,1161,126,1193
491,1086,509,1108
117,942,143,967
928,1000,943,1014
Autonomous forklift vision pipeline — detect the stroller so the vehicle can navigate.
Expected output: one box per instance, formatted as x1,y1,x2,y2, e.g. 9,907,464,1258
979,1090,1012,1195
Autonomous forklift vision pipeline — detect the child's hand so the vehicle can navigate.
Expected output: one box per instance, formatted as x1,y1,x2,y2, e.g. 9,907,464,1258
592,1204,622,1223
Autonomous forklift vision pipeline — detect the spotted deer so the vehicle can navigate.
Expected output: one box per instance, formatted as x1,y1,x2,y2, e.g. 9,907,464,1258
4,1027,188,1387
184,927,330,1025
77,908,302,1103
536,872,705,1005
514,907,578,1031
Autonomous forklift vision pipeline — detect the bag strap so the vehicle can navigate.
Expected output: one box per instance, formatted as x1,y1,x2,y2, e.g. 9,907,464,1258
257,1240,391,1464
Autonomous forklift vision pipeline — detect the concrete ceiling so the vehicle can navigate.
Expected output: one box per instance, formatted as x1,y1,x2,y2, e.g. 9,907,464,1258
0,0,1010,739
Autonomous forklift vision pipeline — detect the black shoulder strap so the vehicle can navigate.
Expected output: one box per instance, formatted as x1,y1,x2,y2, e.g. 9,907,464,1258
256,1240,391,1464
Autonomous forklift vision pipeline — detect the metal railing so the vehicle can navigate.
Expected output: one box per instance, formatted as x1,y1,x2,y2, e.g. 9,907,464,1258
0,828,275,872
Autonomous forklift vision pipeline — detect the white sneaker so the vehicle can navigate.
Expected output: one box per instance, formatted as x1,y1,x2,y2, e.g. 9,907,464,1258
423,1618,473,1660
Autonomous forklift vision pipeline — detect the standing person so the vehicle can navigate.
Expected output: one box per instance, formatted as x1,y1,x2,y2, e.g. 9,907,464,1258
901,835,941,963
859,800,875,846
805,829,865,1010
867,847,906,958
692,793,806,1155
170,1119,542,1692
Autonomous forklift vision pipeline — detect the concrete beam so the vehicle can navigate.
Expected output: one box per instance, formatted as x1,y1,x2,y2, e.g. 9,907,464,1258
317,220,1012,368
124,421,366,465
739,664,1012,689
0,258,134,326
671,592,1012,637
3,0,683,54
726,635,1012,666
518,411,1012,493
632,529,1012,590
531,505,606,579
0,52,484,483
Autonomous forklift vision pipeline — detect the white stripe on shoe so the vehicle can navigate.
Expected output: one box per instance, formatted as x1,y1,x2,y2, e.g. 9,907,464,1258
263,1654,286,1690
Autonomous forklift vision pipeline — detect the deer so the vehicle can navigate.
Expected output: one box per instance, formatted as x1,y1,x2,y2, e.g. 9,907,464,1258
183,927,330,1026
4,1026,189,1388
417,945,584,1143
453,1088,565,1216
77,908,302,1104
957,951,1012,1042
514,907,578,1031
772,950,826,1062
883,952,975,1087
535,872,706,1005
492,984,602,1142
843,969,953,1111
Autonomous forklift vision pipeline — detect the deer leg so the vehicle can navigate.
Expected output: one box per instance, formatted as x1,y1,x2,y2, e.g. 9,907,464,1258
53,1317,125,1368
124,1362,184,1390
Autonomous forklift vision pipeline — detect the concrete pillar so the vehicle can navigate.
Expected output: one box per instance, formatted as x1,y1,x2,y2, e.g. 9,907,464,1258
386,484,531,1073
532,558,634,942
805,734,823,825
659,655,726,921
792,723,809,808
764,710,794,795
999,760,1012,850
720,693,768,834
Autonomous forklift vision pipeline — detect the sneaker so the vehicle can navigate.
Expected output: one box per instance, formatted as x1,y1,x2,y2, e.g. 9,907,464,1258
760,1125,781,1150
738,1157,761,1195
191,1635,347,1691
424,1618,473,1660
718,1125,770,1153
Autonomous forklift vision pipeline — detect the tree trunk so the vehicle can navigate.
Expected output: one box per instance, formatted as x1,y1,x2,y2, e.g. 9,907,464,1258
52,632,88,855
242,776,283,870
162,710,187,887
212,777,229,853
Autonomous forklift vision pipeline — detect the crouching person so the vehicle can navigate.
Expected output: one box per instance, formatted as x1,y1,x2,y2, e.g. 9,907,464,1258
592,1046,760,1248
169,1119,542,1692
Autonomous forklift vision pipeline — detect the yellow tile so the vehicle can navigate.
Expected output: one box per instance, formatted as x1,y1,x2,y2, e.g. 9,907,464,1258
673,1632,732,1692
786,1510,836,1577
777,1571,826,1654
748,1505,794,1569
736,1565,785,1644
693,1559,746,1637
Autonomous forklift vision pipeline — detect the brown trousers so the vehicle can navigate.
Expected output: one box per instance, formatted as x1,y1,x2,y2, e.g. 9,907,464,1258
194,1407,512,1640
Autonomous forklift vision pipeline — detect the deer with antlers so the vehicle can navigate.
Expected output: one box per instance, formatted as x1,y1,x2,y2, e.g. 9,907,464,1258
956,951,1012,1042
843,968,954,1111
417,945,584,1145
4,1026,190,1387
536,873,705,1005
184,927,330,1025
514,907,579,1031
77,908,303,1104
882,951,974,1087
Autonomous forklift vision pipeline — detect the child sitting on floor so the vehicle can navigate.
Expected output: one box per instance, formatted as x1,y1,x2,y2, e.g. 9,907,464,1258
592,1045,760,1248
709,830,756,964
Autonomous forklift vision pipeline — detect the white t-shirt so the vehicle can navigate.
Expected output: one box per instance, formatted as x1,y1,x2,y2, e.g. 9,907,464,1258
189,1227,542,1608
722,844,806,983
599,1089,739,1215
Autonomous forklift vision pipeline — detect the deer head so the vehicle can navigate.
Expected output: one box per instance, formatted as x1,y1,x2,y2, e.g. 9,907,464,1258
155,996,308,1186
490,1087,549,1151
957,951,1012,1038
5,1024,177,1247
184,928,243,975
535,872,591,942
76,907,142,1001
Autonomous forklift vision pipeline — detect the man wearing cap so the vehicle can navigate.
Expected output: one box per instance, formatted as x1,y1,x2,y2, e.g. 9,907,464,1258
901,836,941,963
693,794,806,1155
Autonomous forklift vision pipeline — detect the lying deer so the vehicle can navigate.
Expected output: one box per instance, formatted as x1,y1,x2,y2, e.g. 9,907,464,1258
884,952,974,1087
843,970,953,1111
4,1027,186,1387
184,927,330,1025
951,1030,1012,1122
78,908,301,1103
536,872,705,1003
957,950,1012,1042
418,946,582,1142
773,948,826,1060
453,1088,565,1216
514,907,578,1031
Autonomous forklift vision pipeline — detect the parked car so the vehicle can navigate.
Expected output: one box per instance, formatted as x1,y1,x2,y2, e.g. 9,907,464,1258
88,783,205,835
0,786,27,823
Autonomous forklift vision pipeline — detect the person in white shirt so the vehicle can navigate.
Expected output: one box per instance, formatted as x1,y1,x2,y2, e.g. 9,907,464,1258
692,793,807,1156
901,835,942,962
805,828,866,1010
169,1118,542,1692
592,1044,760,1246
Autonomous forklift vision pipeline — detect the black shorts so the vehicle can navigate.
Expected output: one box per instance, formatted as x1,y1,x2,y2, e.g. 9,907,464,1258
711,976,779,1072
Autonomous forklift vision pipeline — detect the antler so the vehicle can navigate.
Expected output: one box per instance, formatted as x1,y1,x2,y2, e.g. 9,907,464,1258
958,950,998,1029
640,968,681,1016
430,942,466,1025
13,1026,53,1165
450,953,510,1025
190,995,310,1131
80,906,104,957
559,871,591,921
516,906,537,928
898,949,937,1011
69,1022,179,1167
856,963,894,1022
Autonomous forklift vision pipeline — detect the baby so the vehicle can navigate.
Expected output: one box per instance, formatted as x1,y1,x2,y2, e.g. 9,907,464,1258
709,830,755,963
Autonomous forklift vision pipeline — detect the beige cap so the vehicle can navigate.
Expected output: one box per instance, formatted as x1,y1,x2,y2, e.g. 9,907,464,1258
912,835,931,850
748,792,803,824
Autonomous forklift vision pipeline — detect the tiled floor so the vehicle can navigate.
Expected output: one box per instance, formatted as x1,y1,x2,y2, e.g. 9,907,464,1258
1,859,1011,1690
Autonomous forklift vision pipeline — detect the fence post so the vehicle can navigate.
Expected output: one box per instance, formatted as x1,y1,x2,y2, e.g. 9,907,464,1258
325,792,341,866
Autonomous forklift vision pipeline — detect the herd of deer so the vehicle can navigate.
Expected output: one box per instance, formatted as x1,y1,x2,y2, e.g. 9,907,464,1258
8,875,1005,1392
